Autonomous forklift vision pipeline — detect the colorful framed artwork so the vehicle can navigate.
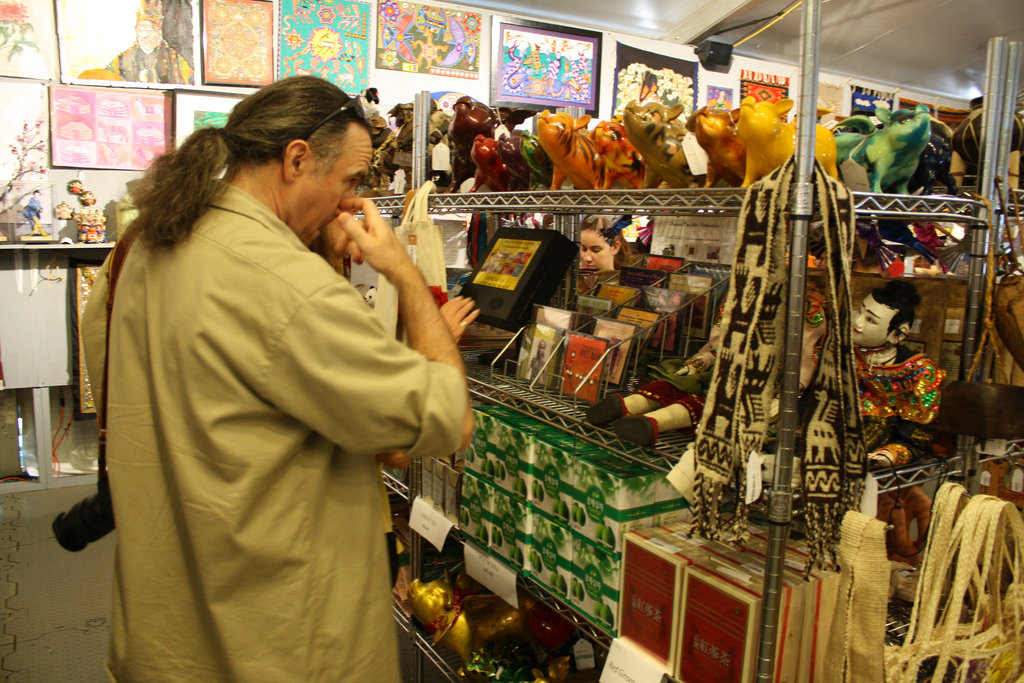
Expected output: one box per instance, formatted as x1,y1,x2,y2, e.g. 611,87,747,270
173,90,245,145
613,42,696,119
202,0,274,86
56,0,198,86
706,85,733,110
0,0,57,79
491,17,601,116
49,85,170,171
279,0,370,94
0,81,47,184
740,69,790,104
376,1,480,79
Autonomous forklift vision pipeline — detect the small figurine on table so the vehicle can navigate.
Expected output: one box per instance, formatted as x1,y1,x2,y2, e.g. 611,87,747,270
23,189,47,237
852,279,943,467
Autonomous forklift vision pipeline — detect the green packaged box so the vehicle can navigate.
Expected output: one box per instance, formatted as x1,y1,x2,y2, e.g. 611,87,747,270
468,408,528,495
530,432,576,523
459,470,493,547
529,506,572,599
571,534,621,635
570,451,688,553
490,485,531,572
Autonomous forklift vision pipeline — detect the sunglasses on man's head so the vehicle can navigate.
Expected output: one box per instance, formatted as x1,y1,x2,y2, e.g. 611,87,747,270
299,97,367,140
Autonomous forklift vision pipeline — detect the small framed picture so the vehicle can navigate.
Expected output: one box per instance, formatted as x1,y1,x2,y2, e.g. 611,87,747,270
173,90,245,146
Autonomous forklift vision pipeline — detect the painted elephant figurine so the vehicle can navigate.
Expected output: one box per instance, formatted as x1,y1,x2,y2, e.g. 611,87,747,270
847,104,933,194
448,96,496,192
536,110,605,190
471,134,510,192
590,118,644,189
622,101,699,188
407,573,536,662
736,96,838,186
686,106,746,187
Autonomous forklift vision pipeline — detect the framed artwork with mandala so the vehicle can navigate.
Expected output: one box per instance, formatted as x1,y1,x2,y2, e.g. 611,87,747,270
375,1,480,79
278,0,369,94
490,17,601,116
202,0,273,86
0,0,57,80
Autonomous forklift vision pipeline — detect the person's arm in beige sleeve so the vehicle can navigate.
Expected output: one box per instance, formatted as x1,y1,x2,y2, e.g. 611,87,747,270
334,198,474,448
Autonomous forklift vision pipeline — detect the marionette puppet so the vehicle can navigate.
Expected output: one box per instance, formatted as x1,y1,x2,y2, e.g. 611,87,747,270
852,279,943,467
585,287,827,447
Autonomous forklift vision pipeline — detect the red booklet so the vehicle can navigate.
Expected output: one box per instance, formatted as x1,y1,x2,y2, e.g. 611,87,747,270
560,332,609,403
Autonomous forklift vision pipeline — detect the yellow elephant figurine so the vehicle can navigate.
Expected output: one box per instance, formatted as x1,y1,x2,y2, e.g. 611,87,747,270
736,96,838,186
407,573,536,662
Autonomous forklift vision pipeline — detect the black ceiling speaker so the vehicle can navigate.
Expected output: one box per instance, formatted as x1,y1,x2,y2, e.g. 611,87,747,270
695,40,733,73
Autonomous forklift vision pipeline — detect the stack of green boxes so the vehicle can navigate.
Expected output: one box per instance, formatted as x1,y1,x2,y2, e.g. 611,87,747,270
462,406,689,636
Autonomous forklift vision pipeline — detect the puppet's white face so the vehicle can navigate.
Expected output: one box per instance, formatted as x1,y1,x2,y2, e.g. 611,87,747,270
852,294,902,348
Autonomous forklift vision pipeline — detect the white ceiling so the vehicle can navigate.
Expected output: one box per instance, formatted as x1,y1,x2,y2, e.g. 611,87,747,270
460,0,1024,102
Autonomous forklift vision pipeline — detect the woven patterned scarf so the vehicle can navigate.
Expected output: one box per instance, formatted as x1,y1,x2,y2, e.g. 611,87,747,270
691,158,866,569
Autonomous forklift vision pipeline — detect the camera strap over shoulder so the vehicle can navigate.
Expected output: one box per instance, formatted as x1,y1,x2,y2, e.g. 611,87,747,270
97,228,140,486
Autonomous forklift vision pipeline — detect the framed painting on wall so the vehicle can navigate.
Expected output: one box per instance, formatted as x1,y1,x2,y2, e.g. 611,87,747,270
490,17,601,117
50,85,170,171
278,0,370,94
173,90,244,145
376,1,480,79
612,42,696,120
202,0,274,86
0,0,57,80
56,0,198,86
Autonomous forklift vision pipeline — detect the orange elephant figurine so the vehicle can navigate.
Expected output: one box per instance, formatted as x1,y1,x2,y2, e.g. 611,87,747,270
686,106,746,187
590,118,644,189
536,110,604,190
736,96,838,186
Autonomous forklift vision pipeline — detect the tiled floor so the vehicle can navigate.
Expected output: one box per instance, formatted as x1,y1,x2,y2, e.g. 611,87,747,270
0,486,450,682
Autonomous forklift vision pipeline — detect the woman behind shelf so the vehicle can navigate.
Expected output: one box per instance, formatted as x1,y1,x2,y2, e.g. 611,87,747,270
578,214,634,291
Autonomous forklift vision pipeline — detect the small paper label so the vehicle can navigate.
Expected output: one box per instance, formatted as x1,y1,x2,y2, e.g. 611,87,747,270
980,470,992,487
981,438,1007,456
944,318,961,335
600,638,670,683
681,132,709,177
494,124,511,141
464,542,518,609
716,565,754,584
432,142,451,172
839,160,871,191
573,639,596,670
666,447,697,503
409,496,453,552
1012,468,1024,493
860,474,879,518
646,537,679,554
745,451,763,505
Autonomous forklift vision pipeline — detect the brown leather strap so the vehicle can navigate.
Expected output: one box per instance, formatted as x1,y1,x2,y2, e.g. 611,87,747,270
97,228,140,483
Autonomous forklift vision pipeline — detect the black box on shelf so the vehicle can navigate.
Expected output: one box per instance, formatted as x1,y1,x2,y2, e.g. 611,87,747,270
460,227,576,331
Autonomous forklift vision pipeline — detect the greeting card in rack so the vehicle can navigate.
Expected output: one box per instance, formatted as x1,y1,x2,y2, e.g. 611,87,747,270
516,322,563,388
50,85,170,171
592,317,637,385
560,332,607,403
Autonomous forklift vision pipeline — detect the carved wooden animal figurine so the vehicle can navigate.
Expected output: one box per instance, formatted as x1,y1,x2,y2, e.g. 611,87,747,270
471,134,510,192
536,110,604,190
448,96,496,192
407,574,536,662
497,131,532,191
736,96,838,186
590,118,644,189
622,101,699,188
845,104,932,194
686,106,746,187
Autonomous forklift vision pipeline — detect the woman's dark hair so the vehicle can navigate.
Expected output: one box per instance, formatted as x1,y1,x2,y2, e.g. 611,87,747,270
581,214,632,269
132,76,369,248
872,279,921,332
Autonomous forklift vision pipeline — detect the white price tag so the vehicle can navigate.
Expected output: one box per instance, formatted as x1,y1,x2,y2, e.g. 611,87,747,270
646,537,680,554
717,565,755,584
666,446,697,503
860,474,879,518
839,160,871,191
573,639,596,670
600,637,670,683
409,496,454,552
979,470,992,487
1012,468,1024,493
464,542,518,609
494,124,511,141
681,132,708,177
745,451,763,505
981,438,1007,456
432,141,451,172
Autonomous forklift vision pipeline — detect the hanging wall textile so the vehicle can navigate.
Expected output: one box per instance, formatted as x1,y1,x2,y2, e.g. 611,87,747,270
691,158,865,570
278,0,369,93
50,85,169,171
612,42,696,119
202,0,273,86
739,69,789,103
849,84,894,114
375,1,480,79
